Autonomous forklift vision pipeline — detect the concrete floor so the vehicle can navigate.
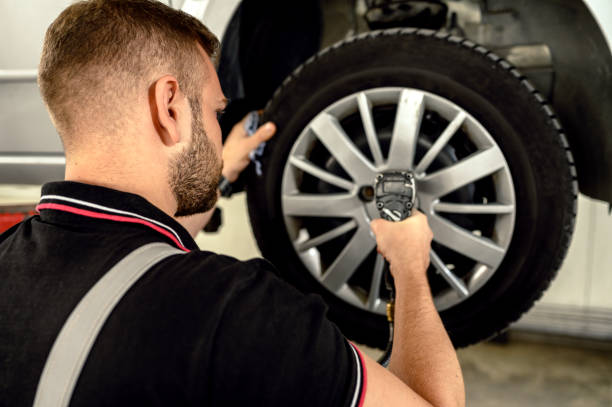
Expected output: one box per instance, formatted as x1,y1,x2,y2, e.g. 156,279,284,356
358,335,612,407
456,339,612,407
2,187,612,406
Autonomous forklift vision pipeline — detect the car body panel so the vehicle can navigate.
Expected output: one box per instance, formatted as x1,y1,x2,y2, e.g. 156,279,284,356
583,0,612,50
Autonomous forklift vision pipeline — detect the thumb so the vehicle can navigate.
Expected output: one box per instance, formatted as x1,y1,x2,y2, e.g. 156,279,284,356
370,218,385,235
246,122,276,151
256,122,276,141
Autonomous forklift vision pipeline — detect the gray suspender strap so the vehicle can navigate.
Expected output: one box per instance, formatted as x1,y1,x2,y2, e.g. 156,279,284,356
33,242,186,407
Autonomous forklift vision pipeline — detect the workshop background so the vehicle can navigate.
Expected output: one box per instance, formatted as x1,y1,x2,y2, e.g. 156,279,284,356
1,0,611,406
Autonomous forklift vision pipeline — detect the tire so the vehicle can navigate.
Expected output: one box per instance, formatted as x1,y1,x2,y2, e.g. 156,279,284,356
245,29,578,348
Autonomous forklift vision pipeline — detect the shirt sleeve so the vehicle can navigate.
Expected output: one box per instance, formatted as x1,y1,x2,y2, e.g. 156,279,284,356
206,260,367,407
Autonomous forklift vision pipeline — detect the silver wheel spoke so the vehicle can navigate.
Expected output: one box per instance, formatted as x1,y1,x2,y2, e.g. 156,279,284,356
430,249,470,298
388,90,425,169
419,147,505,198
320,227,376,293
429,214,506,268
296,220,358,252
283,193,361,218
310,113,376,183
289,155,355,191
434,202,514,214
357,92,385,167
366,253,386,310
414,111,466,174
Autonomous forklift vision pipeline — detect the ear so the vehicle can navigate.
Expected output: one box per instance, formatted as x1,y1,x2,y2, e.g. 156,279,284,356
150,75,184,146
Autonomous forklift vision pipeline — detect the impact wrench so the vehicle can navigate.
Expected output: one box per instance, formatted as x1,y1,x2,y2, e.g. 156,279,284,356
374,171,416,367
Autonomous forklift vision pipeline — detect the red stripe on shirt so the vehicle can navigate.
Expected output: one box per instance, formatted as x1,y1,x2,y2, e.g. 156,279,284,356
36,203,190,252
350,342,368,407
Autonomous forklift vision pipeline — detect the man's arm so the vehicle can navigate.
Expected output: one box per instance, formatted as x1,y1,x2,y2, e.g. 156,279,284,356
363,213,465,407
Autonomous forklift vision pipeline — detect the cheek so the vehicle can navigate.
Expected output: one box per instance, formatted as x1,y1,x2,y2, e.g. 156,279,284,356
212,127,223,153
214,137,223,159
207,126,222,157
205,113,223,154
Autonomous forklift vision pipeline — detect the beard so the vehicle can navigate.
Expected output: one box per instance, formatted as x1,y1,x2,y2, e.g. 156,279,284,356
170,97,222,217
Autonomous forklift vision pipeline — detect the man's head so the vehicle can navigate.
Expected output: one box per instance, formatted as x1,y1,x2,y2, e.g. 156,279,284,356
38,0,225,216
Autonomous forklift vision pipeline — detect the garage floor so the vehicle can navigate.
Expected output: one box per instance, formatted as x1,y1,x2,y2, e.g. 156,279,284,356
359,336,612,407
2,186,611,406
454,337,612,406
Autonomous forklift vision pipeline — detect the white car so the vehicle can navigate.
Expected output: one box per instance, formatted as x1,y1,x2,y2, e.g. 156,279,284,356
1,0,611,349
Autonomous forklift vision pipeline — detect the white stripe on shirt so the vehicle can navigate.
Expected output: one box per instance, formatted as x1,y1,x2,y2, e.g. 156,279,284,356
348,343,363,407
39,194,185,248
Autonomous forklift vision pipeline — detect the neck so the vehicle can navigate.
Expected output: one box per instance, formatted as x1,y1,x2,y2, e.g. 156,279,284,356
64,150,177,217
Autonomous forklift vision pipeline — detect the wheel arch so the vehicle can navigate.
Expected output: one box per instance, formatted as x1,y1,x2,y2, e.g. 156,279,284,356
216,0,324,127
472,0,612,205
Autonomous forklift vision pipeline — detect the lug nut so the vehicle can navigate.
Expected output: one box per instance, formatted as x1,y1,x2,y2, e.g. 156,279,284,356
359,185,375,202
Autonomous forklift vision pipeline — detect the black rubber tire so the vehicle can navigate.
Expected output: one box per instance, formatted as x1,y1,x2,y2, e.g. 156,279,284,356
245,29,578,348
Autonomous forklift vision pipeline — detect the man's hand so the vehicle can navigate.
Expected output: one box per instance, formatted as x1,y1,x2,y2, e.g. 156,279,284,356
370,211,433,281
222,116,276,182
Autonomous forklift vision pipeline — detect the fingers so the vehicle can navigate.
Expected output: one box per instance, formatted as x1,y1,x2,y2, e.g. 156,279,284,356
369,218,386,236
221,117,277,183
411,210,427,221
370,211,426,234
227,119,275,149
369,211,433,250
247,122,276,149
412,211,433,241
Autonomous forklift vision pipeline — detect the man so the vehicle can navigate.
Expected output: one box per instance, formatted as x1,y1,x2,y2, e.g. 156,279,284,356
0,1,464,406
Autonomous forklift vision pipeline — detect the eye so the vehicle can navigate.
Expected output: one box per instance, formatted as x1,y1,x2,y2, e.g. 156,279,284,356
216,109,225,121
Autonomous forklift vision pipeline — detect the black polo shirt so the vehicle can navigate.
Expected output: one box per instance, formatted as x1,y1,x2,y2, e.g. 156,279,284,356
0,181,366,407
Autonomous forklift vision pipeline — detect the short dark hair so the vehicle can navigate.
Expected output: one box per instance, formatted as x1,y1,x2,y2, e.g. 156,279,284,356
38,0,219,139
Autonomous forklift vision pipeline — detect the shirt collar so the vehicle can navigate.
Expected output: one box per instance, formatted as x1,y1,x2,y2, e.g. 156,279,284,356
37,181,198,252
